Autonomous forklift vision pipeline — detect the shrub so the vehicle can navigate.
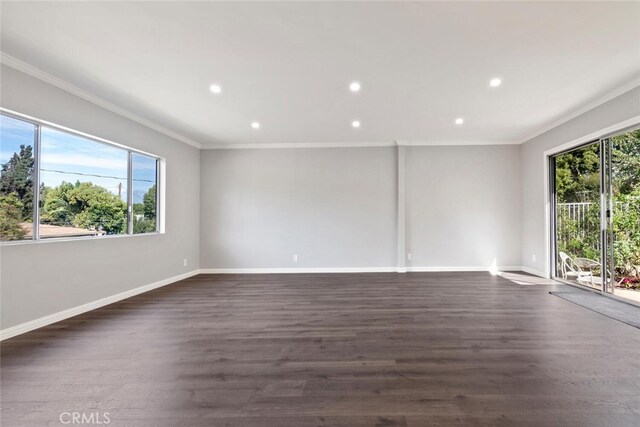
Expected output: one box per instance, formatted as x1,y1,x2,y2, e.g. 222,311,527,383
0,193,27,241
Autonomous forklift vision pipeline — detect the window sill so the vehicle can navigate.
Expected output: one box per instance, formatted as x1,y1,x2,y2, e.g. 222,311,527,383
0,232,164,247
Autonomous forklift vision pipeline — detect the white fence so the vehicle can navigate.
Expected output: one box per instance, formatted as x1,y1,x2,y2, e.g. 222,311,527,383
557,202,598,241
557,199,639,242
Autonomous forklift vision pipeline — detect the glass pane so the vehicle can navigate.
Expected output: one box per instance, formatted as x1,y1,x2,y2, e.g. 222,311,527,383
132,153,157,234
609,129,640,304
554,143,602,289
39,127,128,238
0,115,36,241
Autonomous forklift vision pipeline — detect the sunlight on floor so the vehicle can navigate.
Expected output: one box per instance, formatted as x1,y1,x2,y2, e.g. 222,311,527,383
499,271,560,286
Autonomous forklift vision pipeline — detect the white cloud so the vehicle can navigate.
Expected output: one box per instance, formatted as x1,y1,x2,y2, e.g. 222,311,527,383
41,153,127,172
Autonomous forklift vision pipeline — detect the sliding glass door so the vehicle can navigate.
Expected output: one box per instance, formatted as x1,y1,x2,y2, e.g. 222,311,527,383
551,141,603,291
604,129,640,304
551,127,640,304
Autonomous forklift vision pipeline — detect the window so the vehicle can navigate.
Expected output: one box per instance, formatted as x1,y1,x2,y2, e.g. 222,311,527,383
131,153,158,234
0,111,161,242
39,127,129,238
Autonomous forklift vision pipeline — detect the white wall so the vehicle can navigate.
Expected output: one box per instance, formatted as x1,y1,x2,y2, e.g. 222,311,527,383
0,65,201,330
200,147,398,269
199,144,523,271
520,86,640,277
406,145,522,269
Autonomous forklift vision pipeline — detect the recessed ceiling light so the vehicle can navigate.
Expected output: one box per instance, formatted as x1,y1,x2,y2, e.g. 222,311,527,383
251,122,260,129
349,81,361,92
209,84,222,94
351,120,361,128
489,78,502,87
455,118,464,125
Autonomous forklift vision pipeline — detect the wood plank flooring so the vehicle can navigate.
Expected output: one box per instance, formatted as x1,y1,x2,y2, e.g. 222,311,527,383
1,272,639,426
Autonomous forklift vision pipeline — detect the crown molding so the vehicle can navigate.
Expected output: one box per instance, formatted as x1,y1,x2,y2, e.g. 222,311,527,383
201,141,397,149
518,75,640,144
202,139,519,149
0,52,203,149
398,140,518,147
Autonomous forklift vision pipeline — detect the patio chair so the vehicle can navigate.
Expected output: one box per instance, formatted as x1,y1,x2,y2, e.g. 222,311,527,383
559,252,599,285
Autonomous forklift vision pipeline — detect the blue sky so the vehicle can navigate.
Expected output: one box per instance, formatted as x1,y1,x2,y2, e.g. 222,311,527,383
1,115,156,203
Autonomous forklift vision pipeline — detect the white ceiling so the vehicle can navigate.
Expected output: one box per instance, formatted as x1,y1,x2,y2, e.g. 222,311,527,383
1,1,639,148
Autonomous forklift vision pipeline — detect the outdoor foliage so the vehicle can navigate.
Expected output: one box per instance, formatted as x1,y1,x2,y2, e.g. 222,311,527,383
555,144,600,202
611,130,640,195
556,130,640,287
143,184,156,219
0,145,34,221
133,184,157,233
0,193,27,241
557,191,640,279
611,189,640,281
40,181,127,234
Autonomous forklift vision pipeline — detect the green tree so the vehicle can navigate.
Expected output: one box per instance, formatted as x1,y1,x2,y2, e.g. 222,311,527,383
40,182,75,226
555,130,640,202
555,144,600,203
0,145,34,220
74,201,127,234
41,181,127,234
0,193,27,241
133,217,156,234
133,185,157,234
611,130,640,195
132,203,144,216
143,184,156,220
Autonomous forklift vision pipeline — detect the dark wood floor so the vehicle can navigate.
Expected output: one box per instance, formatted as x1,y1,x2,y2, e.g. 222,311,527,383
2,272,639,426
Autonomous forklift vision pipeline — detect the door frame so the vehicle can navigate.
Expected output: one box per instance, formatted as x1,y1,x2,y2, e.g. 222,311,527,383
542,115,640,280
546,120,640,307
548,139,602,292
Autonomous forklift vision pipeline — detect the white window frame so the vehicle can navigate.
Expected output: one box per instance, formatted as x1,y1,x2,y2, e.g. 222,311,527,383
0,108,165,245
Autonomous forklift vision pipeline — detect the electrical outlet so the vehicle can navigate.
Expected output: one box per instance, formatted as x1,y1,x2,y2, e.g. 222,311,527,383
183,258,188,267
407,253,412,261
532,254,536,262
293,254,298,262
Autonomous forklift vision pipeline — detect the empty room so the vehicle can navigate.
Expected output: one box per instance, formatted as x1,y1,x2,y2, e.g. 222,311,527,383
1,1,639,426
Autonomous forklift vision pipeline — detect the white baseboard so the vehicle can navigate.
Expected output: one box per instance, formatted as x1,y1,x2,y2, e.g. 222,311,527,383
406,265,523,272
520,266,548,278
199,267,398,274
0,269,200,341
199,265,525,274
